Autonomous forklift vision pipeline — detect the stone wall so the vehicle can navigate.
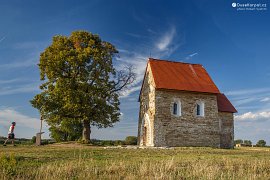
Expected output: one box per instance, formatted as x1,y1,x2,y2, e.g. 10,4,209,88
154,90,221,147
137,65,156,146
219,112,234,148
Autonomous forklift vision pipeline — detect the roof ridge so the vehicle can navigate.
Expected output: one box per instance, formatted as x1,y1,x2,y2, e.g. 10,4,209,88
148,58,202,66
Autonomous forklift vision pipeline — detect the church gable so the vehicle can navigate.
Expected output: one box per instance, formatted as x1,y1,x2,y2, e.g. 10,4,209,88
137,64,156,146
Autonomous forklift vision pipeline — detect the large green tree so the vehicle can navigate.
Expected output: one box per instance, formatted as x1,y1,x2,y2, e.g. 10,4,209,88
31,31,135,142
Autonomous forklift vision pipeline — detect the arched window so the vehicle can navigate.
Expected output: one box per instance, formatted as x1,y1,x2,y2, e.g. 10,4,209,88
196,104,200,115
196,102,205,116
173,103,178,115
172,100,181,116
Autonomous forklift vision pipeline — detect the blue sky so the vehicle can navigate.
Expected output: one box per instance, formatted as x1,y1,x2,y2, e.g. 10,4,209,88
0,0,269,145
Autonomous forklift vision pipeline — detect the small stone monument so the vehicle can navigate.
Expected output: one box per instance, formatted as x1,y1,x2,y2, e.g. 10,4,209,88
36,132,44,146
36,115,44,146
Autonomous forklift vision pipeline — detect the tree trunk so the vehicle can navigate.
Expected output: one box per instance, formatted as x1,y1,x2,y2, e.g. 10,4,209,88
82,120,91,143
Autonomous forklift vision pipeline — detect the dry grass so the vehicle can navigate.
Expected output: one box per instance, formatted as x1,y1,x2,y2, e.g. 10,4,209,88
0,145,270,179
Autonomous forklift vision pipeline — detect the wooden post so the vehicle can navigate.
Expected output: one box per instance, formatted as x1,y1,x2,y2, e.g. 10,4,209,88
40,115,43,133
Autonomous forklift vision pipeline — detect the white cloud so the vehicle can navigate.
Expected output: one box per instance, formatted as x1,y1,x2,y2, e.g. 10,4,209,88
260,97,270,102
235,111,270,121
156,26,176,51
120,86,141,98
0,108,40,130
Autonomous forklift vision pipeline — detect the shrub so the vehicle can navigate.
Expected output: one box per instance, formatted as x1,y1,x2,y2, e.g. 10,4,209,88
234,139,243,145
32,136,36,143
90,139,125,146
243,140,252,146
256,140,266,147
125,136,137,145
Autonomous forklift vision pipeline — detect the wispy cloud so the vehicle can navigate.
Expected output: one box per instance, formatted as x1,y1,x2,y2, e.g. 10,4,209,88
260,97,270,102
120,86,141,98
0,57,38,69
13,41,46,50
0,83,39,96
156,26,176,51
185,52,198,60
125,32,147,39
225,87,270,108
226,88,270,96
0,41,45,70
0,36,6,43
1,59,37,69
0,78,22,85
0,78,37,85
116,25,181,98
0,108,40,130
235,111,270,122
116,55,147,98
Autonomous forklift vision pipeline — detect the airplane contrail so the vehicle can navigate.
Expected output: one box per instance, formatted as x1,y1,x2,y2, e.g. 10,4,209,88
0,36,6,43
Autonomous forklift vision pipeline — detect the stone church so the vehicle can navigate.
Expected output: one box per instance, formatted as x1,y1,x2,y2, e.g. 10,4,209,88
137,58,237,148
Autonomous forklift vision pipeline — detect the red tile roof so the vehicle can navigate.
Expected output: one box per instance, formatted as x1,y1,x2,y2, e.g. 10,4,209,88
139,58,237,113
217,93,237,113
149,58,220,94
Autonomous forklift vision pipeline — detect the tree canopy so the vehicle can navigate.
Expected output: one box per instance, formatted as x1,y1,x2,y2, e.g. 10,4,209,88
31,31,135,142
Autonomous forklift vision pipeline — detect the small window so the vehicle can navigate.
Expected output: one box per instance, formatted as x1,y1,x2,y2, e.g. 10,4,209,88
173,103,178,115
196,102,204,117
196,104,200,116
172,100,181,116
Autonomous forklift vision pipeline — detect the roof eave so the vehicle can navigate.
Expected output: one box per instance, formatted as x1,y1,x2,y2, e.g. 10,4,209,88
155,87,220,94
218,110,238,113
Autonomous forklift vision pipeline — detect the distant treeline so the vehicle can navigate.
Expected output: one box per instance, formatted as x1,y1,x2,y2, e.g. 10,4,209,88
0,136,138,146
0,136,31,145
91,136,138,146
0,136,55,145
234,139,267,147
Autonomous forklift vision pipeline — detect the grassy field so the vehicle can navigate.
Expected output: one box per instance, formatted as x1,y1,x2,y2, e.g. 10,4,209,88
0,144,270,179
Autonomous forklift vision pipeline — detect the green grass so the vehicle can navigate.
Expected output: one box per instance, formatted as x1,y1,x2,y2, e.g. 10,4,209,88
0,144,270,179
